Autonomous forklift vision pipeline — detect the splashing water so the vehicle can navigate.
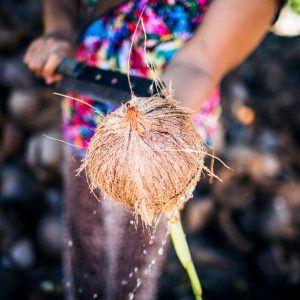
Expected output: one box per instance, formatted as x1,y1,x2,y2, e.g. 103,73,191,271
158,247,164,256
121,280,128,286
136,278,142,288
126,217,171,298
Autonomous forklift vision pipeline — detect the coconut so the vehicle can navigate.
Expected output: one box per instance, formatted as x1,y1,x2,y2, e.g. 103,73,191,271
81,91,206,225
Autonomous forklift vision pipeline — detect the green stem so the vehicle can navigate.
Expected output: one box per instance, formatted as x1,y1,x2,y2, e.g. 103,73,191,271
169,212,203,300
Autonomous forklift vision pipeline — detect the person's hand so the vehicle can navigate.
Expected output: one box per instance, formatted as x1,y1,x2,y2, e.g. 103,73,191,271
24,32,74,84
162,55,214,113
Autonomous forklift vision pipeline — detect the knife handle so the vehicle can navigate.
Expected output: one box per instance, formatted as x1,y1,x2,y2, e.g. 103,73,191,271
56,58,84,77
55,58,165,98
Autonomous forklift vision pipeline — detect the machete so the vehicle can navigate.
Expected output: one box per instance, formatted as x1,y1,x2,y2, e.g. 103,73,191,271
55,58,157,106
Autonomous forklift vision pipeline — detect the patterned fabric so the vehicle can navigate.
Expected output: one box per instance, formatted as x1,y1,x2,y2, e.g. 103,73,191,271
62,0,220,156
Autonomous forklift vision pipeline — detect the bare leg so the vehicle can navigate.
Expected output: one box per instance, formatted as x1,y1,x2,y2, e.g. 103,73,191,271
63,148,169,300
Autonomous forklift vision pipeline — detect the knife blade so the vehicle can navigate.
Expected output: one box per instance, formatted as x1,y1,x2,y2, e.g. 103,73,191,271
55,58,157,106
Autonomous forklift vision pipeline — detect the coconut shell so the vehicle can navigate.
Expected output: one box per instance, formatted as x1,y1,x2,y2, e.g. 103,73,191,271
82,94,205,225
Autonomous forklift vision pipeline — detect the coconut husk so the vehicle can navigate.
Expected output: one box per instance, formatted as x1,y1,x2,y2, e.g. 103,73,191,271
80,90,207,225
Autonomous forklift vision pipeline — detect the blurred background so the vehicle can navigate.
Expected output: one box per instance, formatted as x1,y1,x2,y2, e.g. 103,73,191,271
0,1,300,300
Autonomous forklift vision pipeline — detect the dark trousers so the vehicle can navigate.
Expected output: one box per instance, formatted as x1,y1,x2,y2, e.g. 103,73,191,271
63,148,169,300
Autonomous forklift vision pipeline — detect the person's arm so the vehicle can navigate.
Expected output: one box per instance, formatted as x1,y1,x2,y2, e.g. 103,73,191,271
43,0,77,36
24,0,78,84
163,0,279,112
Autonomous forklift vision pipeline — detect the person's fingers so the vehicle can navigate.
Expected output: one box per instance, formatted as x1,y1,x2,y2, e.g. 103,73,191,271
43,52,63,76
24,39,44,64
45,74,62,85
23,40,39,64
29,48,51,75
24,36,73,82
24,39,49,75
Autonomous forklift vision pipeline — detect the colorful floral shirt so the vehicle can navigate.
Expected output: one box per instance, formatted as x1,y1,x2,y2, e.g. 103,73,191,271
62,0,220,157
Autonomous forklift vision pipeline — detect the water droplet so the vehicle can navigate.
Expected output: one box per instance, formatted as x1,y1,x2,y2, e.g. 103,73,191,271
151,259,156,265
41,281,54,291
129,272,133,278
137,278,142,287
150,235,155,240
149,240,153,245
134,267,138,273
142,249,148,255
78,288,83,293
128,292,134,300
65,281,71,288
93,293,98,299
144,269,148,275
68,240,73,247
93,210,97,215
158,248,164,256
130,220,134,225
121,279,128,286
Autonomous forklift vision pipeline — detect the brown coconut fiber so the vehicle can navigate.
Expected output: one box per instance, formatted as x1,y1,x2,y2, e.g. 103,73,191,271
80,89,209,226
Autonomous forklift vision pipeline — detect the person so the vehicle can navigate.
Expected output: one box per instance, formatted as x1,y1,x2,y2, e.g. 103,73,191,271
24,0,284,299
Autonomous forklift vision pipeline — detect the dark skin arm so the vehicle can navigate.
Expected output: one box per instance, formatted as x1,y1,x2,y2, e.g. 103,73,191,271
163,0,278,111
23,0,77,84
